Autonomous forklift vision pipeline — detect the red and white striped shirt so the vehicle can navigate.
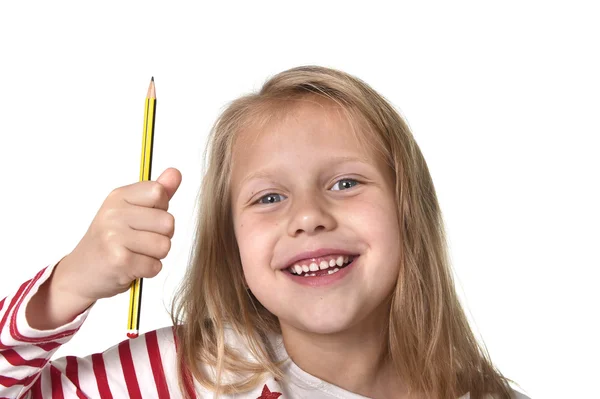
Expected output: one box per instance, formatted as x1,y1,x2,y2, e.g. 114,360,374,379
0,262,529,399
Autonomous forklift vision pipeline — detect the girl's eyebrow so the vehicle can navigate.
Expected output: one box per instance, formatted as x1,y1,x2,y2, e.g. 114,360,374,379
239,155,372,187
239,169,276,187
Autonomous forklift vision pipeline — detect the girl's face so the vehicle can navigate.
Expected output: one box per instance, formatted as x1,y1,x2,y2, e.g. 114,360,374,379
231,98,401,335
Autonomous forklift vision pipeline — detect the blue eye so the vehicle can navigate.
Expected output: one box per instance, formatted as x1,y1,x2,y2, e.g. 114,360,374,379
257,193,286,204
330,178,359,191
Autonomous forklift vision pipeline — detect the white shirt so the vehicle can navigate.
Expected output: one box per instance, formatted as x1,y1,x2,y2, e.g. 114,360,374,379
0,262,531,399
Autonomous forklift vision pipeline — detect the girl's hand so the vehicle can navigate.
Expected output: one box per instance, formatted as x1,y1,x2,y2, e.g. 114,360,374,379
27,167,182,329
60,167,182,301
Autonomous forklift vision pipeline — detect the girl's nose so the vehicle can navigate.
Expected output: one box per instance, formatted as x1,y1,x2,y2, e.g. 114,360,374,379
287,194,337,237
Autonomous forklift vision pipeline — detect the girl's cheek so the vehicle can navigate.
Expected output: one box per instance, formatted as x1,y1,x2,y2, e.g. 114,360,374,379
237,216,273,248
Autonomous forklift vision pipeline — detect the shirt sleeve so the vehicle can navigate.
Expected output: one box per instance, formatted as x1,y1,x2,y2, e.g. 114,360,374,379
0,261,95,398
0,262,186,399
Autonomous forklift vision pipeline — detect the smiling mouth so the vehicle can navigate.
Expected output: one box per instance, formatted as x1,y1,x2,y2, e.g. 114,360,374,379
287,255,357,277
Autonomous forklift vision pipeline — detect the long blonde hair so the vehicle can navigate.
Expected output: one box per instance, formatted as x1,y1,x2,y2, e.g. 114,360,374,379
171,66,516,398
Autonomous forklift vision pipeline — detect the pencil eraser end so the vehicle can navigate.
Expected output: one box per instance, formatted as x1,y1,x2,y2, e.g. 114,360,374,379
127,332,139,339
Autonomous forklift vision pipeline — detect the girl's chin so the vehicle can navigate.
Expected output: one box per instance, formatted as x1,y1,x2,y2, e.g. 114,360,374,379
276,299,391,338
278,311,365,337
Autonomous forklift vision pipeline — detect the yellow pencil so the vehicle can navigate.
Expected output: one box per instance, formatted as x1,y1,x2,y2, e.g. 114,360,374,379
127,77,156,338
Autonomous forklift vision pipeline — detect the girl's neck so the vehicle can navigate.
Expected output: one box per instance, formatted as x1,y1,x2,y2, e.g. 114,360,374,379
279,305,409,398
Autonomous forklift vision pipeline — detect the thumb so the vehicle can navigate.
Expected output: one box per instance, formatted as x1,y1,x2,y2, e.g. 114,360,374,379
156,167,182,200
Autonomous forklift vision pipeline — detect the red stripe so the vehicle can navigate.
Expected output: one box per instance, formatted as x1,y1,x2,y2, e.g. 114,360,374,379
28,376,43,398
36,342,62,351
145,330,170,398
92,353,113,399
65,356,79,388
9,268,81,344
0,297,5,313
0,373,37,388
173,328,196,398
118,340,142,399
0,279,33,349
63,357,87,399
1,348,47,368
50,365,64,399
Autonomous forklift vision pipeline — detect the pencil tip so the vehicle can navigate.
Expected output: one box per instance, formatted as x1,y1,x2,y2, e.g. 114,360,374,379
151,76,154,82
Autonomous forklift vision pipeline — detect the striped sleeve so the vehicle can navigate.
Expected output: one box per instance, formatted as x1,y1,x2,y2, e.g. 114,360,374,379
0,265,194,398
22,328,184,398
0,263,92,398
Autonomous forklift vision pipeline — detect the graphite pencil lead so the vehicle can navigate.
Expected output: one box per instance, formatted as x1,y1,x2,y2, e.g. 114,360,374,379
151,76,154,82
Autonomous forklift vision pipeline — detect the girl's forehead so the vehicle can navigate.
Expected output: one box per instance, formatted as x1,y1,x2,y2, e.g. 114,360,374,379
233,98,372,157
229,98,391,194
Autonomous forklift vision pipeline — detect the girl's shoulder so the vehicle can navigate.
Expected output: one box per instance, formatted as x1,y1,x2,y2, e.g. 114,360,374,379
507,390,531,399
459,390,531,399
143,327,532,399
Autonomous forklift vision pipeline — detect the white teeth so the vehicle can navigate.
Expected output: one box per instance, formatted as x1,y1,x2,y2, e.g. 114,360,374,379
289,255,356,276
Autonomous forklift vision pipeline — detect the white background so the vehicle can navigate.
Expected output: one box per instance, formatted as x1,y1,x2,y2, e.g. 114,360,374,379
1,1,598,398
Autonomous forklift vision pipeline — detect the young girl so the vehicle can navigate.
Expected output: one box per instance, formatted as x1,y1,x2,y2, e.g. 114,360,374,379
0,66,529,399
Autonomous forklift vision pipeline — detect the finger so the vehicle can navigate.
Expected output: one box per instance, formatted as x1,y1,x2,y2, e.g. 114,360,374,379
125,207,175,238
118,181,170,210
126,252,164,280
155,168,182,201
123,230,172,260
108,247,163,289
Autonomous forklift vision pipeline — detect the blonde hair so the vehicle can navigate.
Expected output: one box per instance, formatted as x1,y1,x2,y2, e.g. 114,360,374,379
171,66,517,398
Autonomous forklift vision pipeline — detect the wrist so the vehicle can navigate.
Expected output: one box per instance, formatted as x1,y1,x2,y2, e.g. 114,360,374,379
26,260,95,330
51,255,97,306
